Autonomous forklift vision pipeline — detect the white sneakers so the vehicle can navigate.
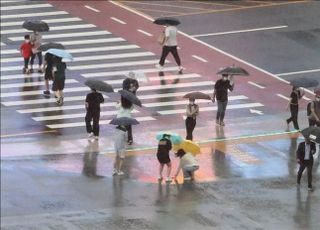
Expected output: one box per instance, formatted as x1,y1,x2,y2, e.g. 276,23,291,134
87,132,94,139
87,133,99,141
112,169,125,176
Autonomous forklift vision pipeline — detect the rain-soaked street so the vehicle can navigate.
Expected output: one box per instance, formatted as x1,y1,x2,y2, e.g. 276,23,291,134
1,0,320,229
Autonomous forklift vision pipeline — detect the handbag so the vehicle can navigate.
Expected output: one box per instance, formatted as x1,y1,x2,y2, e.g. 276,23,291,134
157,32,165,45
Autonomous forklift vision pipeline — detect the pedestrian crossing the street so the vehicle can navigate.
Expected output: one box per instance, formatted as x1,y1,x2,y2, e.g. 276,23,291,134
1,1,264,131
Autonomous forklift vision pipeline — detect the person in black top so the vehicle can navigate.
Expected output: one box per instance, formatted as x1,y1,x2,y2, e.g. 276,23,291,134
85,88,104,140
212,74,234,126
286,86,304,130
52,56,66,106
43,53,54,96
156,134,172,182
296,137,316,191
122,72,139,145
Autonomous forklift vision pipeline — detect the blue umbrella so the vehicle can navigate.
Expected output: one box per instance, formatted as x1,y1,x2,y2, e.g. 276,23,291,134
46,48,73,61
156,132,183,145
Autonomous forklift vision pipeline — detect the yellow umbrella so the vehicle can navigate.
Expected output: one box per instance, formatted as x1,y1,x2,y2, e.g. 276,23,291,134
174,140,200,155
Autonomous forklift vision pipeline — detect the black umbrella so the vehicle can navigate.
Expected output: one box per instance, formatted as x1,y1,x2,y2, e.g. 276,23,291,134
38,42,64,52
290,78,318,88
110,117,139,126
84,79,114,93
217,66,249,76
183,91,211,100
153,17,180,26
22,20,49,32
301,127,320,144
118,90,142,107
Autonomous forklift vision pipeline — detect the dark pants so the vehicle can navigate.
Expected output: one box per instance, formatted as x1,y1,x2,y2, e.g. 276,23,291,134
159,46,181,66
23,57,30,69
126,125,132,142
85,111,100,136
185,117,196,141
309,119,320,127
216,100,228,121
297,159,313,188
30,52,42,67
287,104,299,129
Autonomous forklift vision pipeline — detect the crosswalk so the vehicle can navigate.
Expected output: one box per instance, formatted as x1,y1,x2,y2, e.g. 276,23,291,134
0,0,264,131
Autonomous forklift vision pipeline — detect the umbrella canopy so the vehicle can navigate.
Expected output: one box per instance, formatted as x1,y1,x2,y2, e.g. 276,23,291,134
173,140,201,155
290,78,318,88
183,91,211,100
22,20,49,32
217,66,249,76
46,48,73,61
110,117,139,126
84,79,114,93
153,17,180,26
156,132,183,145
301,127,320,144
38,42,64,52
118,90,142,107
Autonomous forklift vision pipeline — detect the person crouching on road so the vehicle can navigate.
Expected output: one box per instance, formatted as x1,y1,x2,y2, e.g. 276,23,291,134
185,98,199,141
173,149,199,182
85,88,104,140
113,125,127,176
156,134,173,183
296,137,316,191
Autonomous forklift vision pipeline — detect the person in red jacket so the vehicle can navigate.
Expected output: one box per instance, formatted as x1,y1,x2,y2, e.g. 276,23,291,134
20,35,33,74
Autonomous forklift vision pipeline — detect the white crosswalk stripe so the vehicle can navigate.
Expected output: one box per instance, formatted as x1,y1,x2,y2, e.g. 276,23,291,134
1,2,264,130
1,17,82,27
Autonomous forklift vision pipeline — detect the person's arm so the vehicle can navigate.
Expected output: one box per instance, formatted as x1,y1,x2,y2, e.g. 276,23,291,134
311,142,316,155
186,105,192,116
99,94,104,104
296,143,303,163
85,95,89,110
174,162,182,179
194,104,199,116
228,78,234,92
167,140,172,151
310,102,320,121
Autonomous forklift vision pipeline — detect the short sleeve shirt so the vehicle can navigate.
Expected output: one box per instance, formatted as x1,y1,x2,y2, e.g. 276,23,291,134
20,42,33,58
165,26,178,46
86,92,104,111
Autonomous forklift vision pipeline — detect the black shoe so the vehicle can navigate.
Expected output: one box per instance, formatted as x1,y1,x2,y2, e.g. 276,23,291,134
43,90,50,95
30,69,34,73
38,69,43,73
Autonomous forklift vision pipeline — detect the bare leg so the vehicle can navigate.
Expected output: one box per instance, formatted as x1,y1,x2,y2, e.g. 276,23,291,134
159,164,164,179
118,158,124,172
45,79,49,91
166,162,172,178
113,156,119,171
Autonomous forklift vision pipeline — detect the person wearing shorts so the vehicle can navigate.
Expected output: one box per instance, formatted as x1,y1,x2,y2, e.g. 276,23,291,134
52,57,66,106
43,52,54,96
174,149,199,182
113,125,127,176
156,134,172,182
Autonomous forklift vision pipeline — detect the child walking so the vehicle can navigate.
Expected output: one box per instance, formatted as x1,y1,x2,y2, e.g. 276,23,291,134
173,149,199,182
20,35,33,74
113,125,127,176
156,134,173,182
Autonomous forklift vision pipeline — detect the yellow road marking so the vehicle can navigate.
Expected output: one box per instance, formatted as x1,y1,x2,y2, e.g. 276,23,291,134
134,7,187,15
168,0,311,17
122,1,210,11
1,130,57,138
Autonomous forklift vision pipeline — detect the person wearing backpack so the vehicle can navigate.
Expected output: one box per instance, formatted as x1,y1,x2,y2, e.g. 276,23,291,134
308,94,320,127
286,87,304,130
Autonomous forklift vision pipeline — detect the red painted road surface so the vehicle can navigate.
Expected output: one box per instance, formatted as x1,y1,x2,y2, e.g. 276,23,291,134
48,0,313,114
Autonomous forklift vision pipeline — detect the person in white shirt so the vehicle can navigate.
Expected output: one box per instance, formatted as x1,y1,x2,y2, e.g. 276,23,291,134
173,149,199,182
157,25,183,73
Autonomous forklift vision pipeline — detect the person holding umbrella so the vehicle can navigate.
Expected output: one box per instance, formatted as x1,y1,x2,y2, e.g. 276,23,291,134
156,134,173,182
296,136,317,191
30,30,43,73
212,73,234,126
122,71,139,144
51,56,66,106
308,93,320,127
85,88,104,140
185,98,199,140
286,86,304,130
42,52,54,96
110,117,139,176
154,17,183,73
